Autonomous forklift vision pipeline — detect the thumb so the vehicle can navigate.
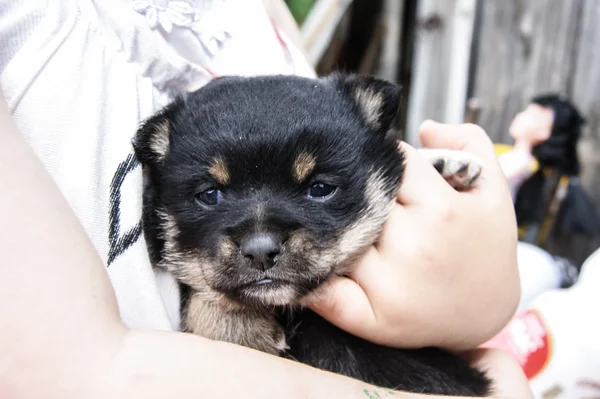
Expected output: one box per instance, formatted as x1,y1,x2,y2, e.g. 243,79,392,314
301,276,376,338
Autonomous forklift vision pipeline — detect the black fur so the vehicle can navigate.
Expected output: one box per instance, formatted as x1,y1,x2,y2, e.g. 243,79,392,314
133,73,492,396
279,309,490,395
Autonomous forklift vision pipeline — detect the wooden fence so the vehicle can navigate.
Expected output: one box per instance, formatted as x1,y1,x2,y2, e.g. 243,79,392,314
395,0,600,262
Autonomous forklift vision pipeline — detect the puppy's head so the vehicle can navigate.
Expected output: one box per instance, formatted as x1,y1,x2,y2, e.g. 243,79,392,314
133,74,404,309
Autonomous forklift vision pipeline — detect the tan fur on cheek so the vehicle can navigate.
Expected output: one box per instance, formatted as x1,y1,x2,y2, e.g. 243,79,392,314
288,171,394,285
219,236,237,258
323,170,394,276
208,157,231,185
155,210,233,304
149,121,171,162
289,231,338,276
292,152,316,183
286,230,312,253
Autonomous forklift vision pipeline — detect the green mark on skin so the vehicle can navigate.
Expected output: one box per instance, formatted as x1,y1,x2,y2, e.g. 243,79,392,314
363,389,378,399
363,389,381,398
364,388,395,398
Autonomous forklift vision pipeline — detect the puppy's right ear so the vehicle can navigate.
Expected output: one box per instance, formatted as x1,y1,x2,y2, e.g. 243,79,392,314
326,73,402,134
132,98,182,166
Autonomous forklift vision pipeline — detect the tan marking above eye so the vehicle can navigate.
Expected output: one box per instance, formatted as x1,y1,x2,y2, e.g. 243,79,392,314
293,152,316,183
208,157,231,185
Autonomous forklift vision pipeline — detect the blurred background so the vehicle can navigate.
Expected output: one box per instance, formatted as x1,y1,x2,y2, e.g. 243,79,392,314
284,0,600,265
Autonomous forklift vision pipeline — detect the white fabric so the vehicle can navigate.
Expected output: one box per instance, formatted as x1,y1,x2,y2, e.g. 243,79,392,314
515,242,561,312
511,248,600,398
0,0,314,330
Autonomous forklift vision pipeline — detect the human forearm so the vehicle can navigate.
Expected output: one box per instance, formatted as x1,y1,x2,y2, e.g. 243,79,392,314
0,87,126,399
110,330,400,399
110,332,533,399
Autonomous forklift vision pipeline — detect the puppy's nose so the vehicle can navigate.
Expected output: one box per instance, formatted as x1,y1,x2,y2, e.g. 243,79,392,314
240,233,281,271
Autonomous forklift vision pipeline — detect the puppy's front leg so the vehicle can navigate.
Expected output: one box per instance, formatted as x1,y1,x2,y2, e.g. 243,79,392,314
417,148,484,190
182,292,288,355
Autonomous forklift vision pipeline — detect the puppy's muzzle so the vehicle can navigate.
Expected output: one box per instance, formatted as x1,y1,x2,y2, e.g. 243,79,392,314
240,232,283,271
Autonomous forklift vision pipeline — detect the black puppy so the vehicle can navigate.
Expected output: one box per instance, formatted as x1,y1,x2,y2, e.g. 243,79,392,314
133,73,491,396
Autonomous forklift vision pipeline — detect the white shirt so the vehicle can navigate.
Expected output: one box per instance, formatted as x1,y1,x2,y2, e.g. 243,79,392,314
0,0,314,330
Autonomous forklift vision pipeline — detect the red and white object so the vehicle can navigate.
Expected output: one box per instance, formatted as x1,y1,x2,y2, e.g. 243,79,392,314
483,248,600,398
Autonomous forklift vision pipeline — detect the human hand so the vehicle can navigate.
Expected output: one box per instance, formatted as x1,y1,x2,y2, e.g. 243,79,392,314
303,121,520,351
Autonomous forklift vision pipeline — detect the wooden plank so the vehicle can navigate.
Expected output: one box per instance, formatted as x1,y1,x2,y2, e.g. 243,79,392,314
470,0,584,143
374,0,405,82
405,0,476,145
572,0,600,203
444,0,478,125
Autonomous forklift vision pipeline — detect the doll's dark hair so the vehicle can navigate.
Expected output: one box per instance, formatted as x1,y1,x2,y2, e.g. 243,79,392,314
514,94,600,242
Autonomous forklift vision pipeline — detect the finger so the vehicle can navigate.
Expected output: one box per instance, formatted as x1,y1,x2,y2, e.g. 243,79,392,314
396,141,456,206
462,348,533,398
302,275,376,339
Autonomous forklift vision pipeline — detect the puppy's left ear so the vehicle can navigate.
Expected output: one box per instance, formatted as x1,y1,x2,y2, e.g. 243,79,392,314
332,74,402,133
132,97,183,166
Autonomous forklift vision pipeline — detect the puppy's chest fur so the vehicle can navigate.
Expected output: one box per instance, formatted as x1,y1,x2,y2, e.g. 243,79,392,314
134,73,490,396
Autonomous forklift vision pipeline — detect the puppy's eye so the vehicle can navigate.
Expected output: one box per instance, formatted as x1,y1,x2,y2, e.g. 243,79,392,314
308,183,337,199
195,189,221,206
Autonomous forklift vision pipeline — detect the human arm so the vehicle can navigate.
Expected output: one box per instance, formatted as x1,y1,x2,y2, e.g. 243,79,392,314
305,121,521,351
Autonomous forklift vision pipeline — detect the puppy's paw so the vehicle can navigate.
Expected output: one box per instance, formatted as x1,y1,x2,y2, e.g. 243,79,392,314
417,148,483,190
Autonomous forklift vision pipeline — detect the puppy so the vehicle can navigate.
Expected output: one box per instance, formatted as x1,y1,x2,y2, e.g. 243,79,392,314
133,73,491,396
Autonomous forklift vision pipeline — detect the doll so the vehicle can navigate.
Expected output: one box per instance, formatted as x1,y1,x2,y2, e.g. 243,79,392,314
499,94,600,246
